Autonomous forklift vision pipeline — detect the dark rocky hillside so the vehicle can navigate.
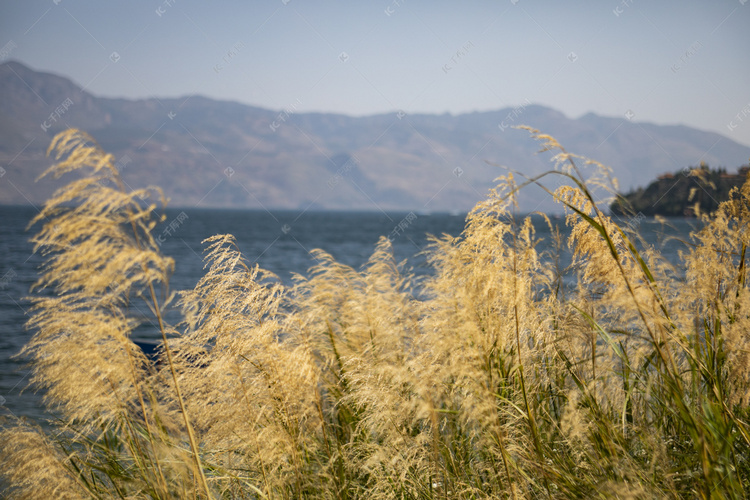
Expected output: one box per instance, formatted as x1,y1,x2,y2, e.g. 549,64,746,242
610,164,750,216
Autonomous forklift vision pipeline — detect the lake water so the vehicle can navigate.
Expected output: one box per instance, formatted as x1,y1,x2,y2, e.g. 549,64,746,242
0,205,699,423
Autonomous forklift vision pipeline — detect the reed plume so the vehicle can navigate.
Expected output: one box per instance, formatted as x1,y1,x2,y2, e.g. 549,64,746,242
1,127,748,499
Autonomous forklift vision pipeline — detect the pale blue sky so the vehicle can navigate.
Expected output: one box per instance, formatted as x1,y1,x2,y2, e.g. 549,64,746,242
2,0,749,146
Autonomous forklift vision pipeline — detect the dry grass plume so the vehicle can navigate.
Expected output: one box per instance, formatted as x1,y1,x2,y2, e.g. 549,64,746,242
1,128,748,499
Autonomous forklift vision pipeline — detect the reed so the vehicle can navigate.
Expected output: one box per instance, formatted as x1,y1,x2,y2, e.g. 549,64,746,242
1,128,748,499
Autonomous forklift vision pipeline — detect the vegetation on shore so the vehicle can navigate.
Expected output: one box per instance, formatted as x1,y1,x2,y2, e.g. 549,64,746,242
610,163,750,217
1,128,749,499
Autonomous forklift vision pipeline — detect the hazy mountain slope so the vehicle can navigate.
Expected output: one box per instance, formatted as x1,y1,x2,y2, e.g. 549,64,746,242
2,61,748,212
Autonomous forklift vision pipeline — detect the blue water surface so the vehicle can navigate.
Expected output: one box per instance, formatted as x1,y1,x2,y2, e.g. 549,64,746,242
0,205,698,422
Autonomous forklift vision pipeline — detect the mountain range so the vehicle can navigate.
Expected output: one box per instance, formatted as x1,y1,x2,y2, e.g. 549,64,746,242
2,60,749,212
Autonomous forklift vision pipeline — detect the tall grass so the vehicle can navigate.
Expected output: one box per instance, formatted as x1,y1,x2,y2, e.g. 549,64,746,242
1,128,748,499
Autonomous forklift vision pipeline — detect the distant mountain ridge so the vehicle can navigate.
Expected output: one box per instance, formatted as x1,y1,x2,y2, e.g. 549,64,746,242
2,60,749,212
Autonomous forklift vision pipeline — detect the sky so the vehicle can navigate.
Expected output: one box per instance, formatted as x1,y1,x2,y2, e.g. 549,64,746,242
1,0,749,147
